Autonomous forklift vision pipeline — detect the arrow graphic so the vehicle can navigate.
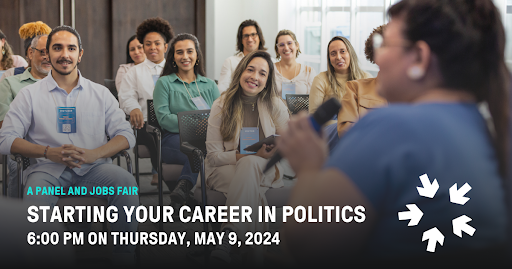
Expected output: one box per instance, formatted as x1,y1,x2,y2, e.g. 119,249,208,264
417,174,439,198
449,183,471,205
422,227,444,252
398,204,423,226
452,215,476,237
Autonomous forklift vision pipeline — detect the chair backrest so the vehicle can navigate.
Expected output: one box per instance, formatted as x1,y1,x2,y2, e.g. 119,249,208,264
104,79,118,100
178,110,210,173
146,99,161,130
286,94,309,114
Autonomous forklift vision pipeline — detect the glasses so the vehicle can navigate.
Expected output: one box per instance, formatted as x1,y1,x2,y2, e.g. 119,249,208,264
242,33,258,40
373,33,411,50
277,41,294,48
32,48,48,57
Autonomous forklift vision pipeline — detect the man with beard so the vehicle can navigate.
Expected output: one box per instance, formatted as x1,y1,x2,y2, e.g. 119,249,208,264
0,34,51,197
0,26,138,262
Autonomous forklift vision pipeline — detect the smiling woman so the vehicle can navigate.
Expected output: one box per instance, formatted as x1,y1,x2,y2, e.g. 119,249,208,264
205,50,290,264
153,33,220,207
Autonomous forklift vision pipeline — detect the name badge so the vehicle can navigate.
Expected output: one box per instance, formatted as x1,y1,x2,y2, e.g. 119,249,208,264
152,75,159,85
240,127,258,155
191,96,210,110
282,82,296,99
57,107,76,133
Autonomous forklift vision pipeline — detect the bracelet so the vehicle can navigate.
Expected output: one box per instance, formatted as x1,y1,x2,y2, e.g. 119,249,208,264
44,145,50,159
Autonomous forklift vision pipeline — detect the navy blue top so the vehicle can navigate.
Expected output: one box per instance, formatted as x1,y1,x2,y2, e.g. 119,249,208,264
13,67,25,75
326,103,507,258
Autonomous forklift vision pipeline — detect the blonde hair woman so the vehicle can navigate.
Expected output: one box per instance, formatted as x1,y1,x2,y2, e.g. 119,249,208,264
309,36,370,150
274,29,316,98
205,50,290,264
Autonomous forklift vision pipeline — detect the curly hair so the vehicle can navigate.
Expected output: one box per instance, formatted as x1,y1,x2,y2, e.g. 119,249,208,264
136,17,174,44
364,24,386,64
0,30,14,70
19,21,52,56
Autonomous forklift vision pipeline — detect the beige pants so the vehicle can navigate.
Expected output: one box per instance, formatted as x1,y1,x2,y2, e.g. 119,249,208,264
206,155,284,238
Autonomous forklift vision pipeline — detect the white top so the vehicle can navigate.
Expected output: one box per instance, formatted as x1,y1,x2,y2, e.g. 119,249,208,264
115,63,135,91
118,58,165,121
0,67,16,83
217,51,245,93
274,63,316,96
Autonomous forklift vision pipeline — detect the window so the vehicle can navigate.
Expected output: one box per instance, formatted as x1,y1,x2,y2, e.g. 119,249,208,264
287,0,398,76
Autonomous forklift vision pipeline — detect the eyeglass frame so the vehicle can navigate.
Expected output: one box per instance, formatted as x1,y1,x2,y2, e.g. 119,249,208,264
32,47,49,57
242,32,259,40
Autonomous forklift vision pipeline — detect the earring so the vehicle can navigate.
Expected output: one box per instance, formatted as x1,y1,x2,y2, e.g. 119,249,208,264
407,66,425,80
172,62,177,67
1,48,4,55
195,60,199,66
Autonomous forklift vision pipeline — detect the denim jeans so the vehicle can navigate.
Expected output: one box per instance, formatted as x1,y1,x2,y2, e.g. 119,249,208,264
324,123,340,153
23,164,139,253
161,132,198,186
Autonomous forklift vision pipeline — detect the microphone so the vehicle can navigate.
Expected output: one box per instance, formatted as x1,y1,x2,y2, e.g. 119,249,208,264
263,98,342,173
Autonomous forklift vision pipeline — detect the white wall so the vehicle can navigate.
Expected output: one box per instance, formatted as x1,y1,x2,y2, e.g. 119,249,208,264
205,0,278,80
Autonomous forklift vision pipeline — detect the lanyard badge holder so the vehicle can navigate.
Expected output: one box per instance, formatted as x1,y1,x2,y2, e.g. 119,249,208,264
282,81,296,100
177,74,211,110
52,90,80,134
152,74,159,85
239,117,260,155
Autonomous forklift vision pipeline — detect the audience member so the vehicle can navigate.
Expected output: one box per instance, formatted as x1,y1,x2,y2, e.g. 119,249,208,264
274,29,316,98
337,25,388,137
206,50,290,264
115,35,146,91
0,22,51,82
153,33,219,207
0,25,139,258
0,29,28,77
279,0,509,266
119,17,174,185
217,19,267,93
309,36,369,150
0,34,51,197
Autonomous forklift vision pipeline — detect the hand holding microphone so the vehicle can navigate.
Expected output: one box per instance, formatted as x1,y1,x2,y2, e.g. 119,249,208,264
264,98,342,173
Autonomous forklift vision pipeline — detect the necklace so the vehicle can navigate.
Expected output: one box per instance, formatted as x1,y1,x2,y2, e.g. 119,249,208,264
177,73,202,99
278,62,299,80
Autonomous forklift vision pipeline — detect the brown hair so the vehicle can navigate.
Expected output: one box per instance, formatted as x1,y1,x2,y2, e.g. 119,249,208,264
160,33,205,77
364,24,386,64
236,20,266,53
136,17,174,44
389,0,509,178
0,30,14,70
274,29,301,60
220,51,278,142
326,36,368,97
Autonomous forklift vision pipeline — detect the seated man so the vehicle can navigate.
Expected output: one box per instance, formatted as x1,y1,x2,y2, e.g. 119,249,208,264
0,26,138,256
0,34,51,197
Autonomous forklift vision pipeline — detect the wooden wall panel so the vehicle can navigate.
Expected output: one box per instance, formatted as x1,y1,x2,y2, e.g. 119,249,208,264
0,0,21,56
74,0,111,85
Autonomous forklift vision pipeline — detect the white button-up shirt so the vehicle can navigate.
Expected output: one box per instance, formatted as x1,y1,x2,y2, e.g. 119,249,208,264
217,52,244,94
118,58,165,121
0,70,135,181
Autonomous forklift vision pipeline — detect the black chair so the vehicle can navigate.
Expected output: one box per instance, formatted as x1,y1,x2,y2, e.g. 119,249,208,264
286,94,309,114
1,155,7,196
177,109,210,261
146,99,183,231
104,79,118,101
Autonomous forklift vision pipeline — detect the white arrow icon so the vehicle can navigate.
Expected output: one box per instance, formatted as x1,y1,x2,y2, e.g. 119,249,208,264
422,227,444,252
417,174,439,198
398,204,423,226
449,183,471,205
452,215,476,237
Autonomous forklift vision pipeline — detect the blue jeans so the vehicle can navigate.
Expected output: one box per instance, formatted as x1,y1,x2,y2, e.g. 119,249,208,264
161,132,197,186
23,164,139,253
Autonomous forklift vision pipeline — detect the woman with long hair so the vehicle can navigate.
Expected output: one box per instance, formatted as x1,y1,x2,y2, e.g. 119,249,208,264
0,29,28,75
153,33,219,206
206,50,290,264
279,0,509,266
115,35,146,90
